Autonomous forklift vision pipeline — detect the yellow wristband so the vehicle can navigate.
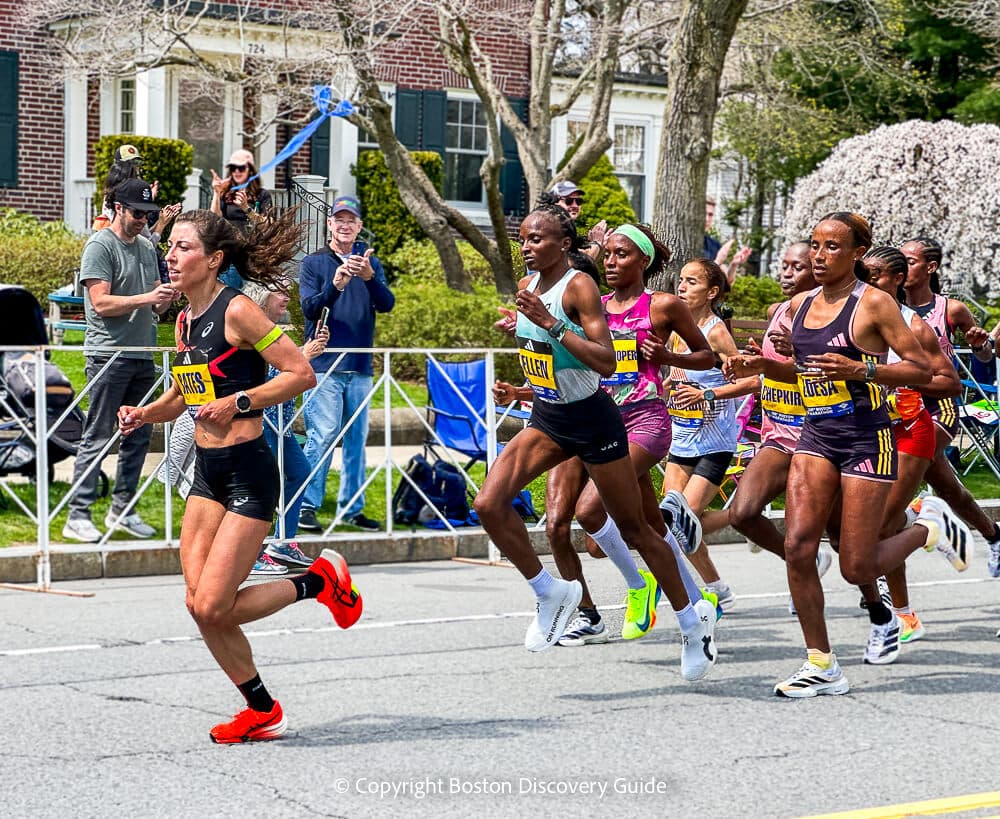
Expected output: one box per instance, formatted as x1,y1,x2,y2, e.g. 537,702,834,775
253,326,283,352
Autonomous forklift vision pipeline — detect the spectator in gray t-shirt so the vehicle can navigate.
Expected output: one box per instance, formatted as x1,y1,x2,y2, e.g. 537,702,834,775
63,178,176,543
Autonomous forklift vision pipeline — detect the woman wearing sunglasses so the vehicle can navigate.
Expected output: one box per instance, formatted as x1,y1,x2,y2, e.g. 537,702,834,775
210,150,274,289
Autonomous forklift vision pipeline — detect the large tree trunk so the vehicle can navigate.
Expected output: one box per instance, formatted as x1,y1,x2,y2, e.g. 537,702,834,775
651,0,750,288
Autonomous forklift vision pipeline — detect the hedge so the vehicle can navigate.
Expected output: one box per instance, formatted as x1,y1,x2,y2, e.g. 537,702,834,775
0,209,86,307
727,275,784,320
352,151,443,276
92,135,194,216
386,238,525,287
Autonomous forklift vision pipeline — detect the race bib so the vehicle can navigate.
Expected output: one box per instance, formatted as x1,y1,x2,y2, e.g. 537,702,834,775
172,350,217,407
760,377,805,427
518,337,559,401
798,374,854,418
601,331,639,387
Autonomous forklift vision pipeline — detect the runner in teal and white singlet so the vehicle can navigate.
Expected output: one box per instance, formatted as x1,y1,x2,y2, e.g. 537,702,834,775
481,204,718,681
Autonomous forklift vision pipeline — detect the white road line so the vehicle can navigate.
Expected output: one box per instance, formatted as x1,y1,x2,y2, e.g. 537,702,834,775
0,576,994,658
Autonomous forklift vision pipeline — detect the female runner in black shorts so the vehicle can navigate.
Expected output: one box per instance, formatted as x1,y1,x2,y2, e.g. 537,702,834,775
119,209,362,743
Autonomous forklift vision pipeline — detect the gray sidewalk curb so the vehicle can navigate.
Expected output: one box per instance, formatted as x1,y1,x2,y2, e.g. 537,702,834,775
3,499,999,584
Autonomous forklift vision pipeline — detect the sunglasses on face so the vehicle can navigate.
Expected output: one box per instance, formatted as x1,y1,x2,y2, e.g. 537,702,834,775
128,208,150,220
228,164,248,173
561,196,584,206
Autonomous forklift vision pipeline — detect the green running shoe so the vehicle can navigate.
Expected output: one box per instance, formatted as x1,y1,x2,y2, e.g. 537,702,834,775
701,588,723,621
622,569,660,640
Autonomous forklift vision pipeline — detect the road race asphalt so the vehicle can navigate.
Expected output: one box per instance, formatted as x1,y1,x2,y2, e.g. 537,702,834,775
1,540,998,818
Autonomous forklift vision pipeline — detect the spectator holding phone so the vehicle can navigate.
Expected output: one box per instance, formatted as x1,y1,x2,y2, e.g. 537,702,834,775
297,195,395,532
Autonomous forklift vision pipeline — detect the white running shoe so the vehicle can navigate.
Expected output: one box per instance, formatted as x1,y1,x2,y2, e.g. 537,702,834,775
680,599,718,681
659,490,703,555
524,579,582,653
912,495,973,571
774,657,850,698
557,613,609,647
104,510,155,539
62,517,102,543
705,580,735,612
863,614,901,665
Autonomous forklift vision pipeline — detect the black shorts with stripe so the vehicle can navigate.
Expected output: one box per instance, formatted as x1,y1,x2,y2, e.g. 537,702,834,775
795,417,897,482
926,396,959,440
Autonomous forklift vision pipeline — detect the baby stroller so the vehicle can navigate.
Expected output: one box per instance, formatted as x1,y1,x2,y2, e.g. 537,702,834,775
0,286,101,495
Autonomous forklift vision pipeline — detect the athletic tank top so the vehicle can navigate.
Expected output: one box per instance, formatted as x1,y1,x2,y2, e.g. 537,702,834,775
790,280,888,430
515,270,600,405
667,315,739,457
886,305,926,424
912,294,956,419
760,300,805,448
172,287,267,418
600,289,663,406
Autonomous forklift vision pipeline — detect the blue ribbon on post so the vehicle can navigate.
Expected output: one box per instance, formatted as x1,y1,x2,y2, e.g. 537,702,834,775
231,86,355,191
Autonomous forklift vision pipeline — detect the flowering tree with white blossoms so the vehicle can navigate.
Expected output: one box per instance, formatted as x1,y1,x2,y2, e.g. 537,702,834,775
783,120,1000,300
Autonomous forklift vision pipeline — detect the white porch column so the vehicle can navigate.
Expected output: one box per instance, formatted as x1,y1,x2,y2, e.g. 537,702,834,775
63,77,91,232
293,174,327,195
135,67,169,137
259,94,278,191
184,169,203,211
326,115,357,197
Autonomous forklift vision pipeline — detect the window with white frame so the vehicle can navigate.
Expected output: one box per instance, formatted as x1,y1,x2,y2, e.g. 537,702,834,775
613,123,646,220
119,79,135,134
445,97,487,204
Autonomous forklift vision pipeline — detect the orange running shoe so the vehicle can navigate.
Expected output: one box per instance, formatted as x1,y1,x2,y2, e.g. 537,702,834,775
210,701,286,744
898,611,925,643
309,548,363,629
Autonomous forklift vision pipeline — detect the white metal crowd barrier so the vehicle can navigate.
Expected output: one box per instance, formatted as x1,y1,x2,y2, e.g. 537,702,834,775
2,343,997,592
0,344,533,590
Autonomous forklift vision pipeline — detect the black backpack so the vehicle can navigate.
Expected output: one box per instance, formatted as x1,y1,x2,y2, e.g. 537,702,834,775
392,454,435,525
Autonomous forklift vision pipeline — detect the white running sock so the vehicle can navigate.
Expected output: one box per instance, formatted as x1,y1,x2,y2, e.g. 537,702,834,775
664,530,703,606
528,568,555,599
587,517,644,589
676,602,698,632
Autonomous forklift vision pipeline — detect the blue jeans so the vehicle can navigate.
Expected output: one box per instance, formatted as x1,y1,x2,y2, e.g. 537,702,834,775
263,426,311,539
301,370,372,519
69,357,155,519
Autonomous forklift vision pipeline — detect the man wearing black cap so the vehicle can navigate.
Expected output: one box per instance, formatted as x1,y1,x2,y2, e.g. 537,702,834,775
297,195,395,532
63,178,177,543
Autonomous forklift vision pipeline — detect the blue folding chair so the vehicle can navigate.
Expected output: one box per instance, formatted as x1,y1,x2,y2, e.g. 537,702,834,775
425,358,490,470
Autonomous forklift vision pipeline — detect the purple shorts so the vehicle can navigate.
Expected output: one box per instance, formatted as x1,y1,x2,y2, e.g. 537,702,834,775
620,399,672,461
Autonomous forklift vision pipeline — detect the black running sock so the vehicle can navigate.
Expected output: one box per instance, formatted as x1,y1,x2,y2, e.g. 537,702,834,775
867,601,893,626
991,523,1000,543
579,606,601,625
290,572,325,601
237,674,275,713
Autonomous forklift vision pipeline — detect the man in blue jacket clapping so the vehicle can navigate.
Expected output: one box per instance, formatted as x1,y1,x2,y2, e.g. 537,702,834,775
298,195,395,531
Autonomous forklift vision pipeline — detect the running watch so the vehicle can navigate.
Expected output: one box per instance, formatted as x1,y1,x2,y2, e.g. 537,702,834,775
547,319,568,341
235,391,253,414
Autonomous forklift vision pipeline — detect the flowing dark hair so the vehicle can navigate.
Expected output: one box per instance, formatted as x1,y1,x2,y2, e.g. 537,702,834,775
905,236,943,294
864,246,907,302
174,208,304,292
818,211,872,282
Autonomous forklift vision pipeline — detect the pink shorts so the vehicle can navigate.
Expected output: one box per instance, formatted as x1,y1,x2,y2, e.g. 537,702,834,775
620,399,672,461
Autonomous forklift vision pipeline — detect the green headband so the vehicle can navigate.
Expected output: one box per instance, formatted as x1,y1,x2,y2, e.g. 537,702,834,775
610,224,655,269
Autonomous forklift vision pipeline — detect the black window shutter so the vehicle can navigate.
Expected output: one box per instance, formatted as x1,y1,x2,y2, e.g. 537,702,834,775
394,89,421,150
421,90,447,159
501,97,527,215
0,51,19,189
310,115,330,184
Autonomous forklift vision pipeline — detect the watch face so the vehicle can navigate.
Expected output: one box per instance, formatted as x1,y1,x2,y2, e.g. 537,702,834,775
237,394,251,412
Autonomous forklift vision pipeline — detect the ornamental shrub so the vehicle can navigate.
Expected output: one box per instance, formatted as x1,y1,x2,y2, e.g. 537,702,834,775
352,151,444,275
92,136,194,216
374,278,520,383
784,120,1000,299
0,209,86,307
727,275,784,319
386,238,525,286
